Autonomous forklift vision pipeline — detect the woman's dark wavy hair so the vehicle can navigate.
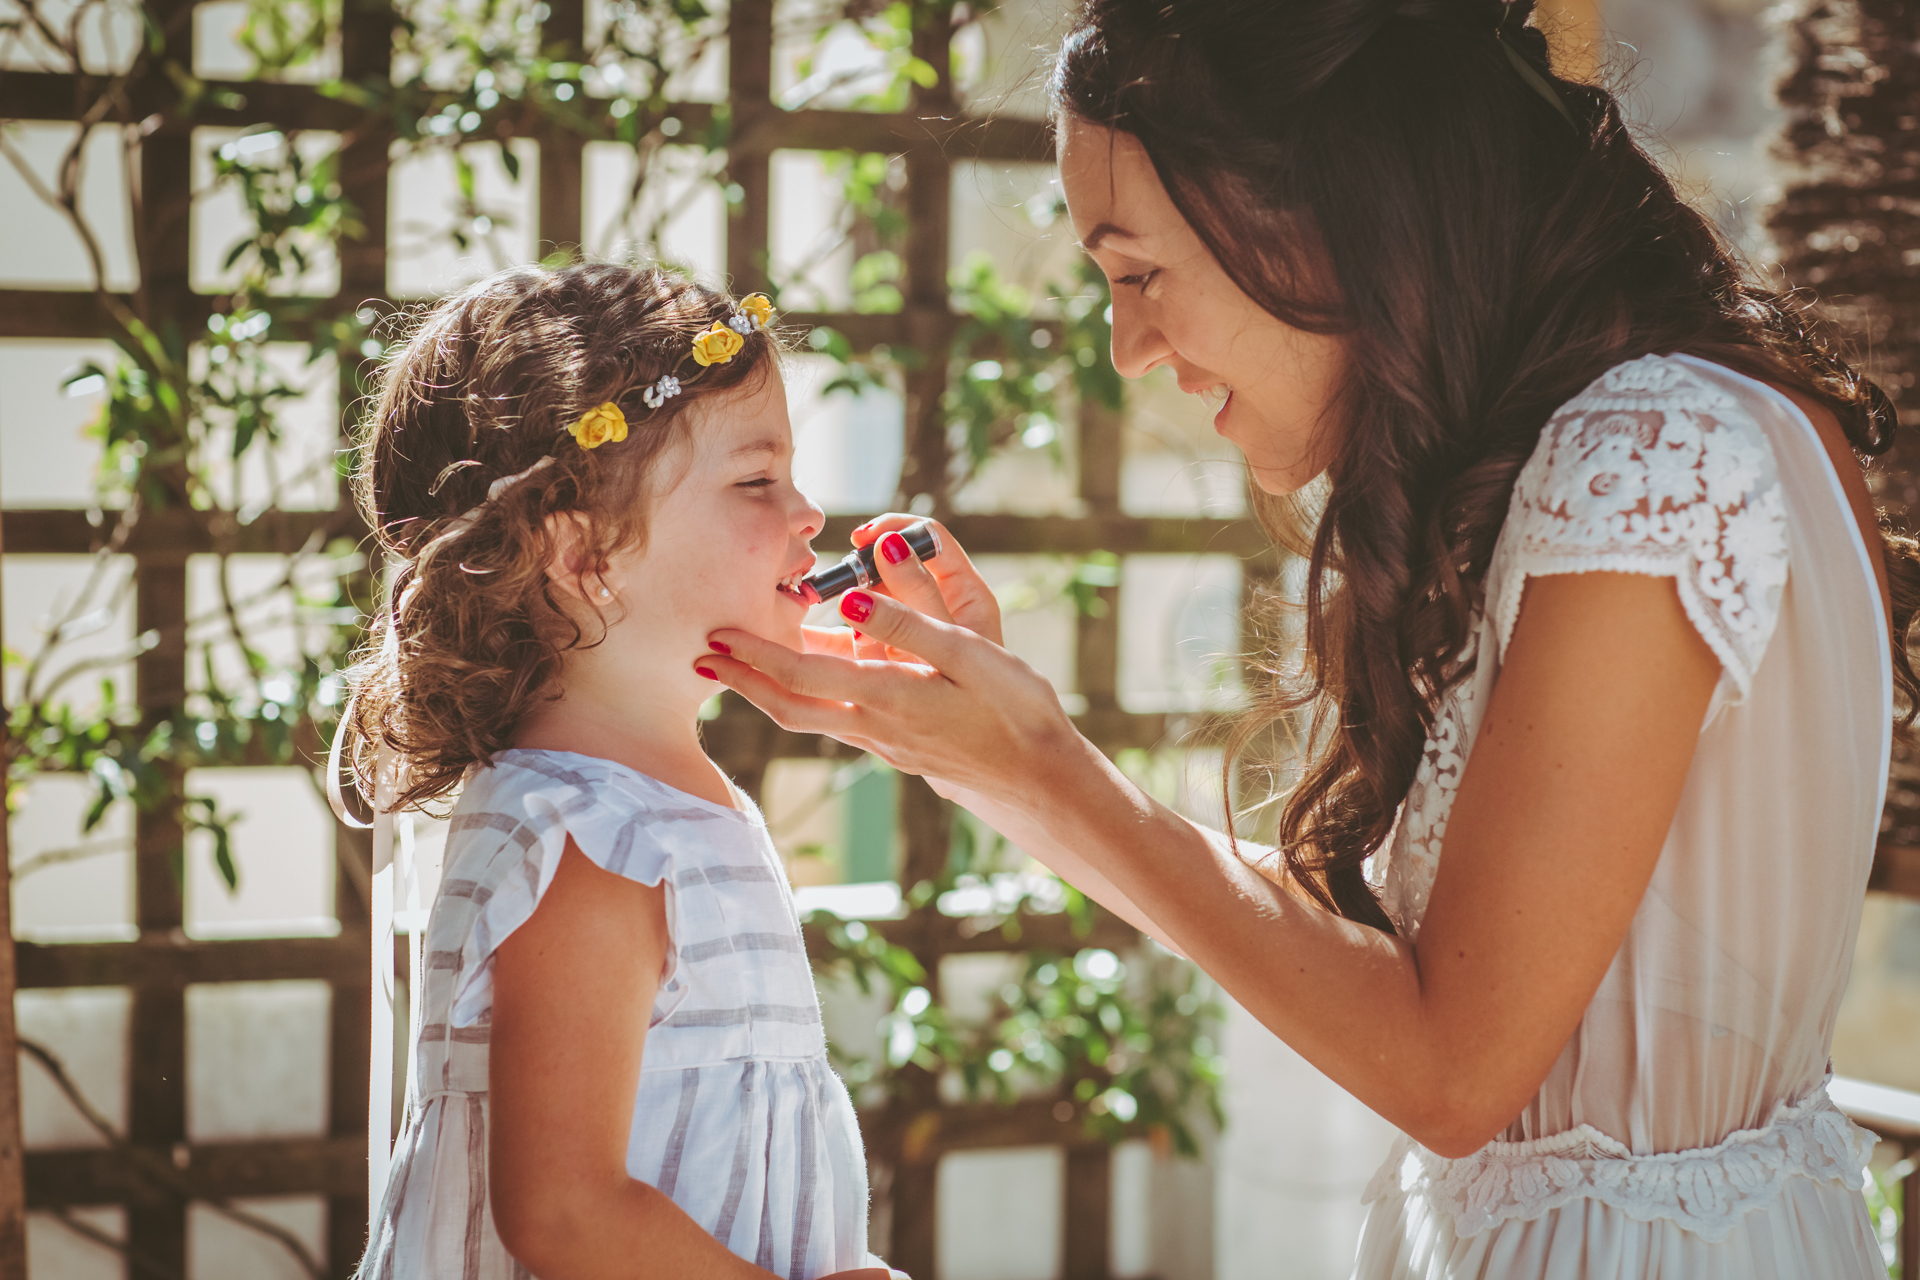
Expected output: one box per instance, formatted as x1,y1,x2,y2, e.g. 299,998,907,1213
344,262,777,812
1055,0,1920,931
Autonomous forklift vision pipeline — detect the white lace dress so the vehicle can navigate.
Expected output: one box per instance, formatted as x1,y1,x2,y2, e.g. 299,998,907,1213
1352,355,1891,1279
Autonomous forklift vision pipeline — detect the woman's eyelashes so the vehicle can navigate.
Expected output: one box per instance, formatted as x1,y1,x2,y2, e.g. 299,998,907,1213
735,475,777,491
1113,268,1159,293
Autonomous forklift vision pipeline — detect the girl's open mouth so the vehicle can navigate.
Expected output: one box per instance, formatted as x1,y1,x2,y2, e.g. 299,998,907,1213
776,570,813,605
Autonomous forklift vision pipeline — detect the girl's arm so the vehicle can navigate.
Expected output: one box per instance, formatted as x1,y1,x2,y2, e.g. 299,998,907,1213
489,843,887,1279
703,569,1718,1158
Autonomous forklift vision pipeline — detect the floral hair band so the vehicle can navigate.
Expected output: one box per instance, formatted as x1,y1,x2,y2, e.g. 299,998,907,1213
421,293,777,544
566,293,775,450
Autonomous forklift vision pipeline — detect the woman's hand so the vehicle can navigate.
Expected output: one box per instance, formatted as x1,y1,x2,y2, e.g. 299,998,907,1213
853,513,1004,645
797,515,1004,666
706,585,1080,804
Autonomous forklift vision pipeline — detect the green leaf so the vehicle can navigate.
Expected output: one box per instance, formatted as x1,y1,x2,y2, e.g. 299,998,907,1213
903,56,938,88
213,828,238,892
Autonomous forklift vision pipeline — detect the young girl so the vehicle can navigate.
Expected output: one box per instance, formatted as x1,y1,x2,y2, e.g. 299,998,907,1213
343,263,894,1280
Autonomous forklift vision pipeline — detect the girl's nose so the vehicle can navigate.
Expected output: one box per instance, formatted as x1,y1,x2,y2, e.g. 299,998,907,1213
1107,290,1174,380
794,488,826,540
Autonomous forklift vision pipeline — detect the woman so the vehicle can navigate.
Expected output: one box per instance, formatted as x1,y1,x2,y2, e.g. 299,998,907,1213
702,0,1915,1274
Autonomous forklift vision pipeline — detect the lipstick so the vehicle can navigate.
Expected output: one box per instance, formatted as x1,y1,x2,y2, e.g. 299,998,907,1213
799,521,943,606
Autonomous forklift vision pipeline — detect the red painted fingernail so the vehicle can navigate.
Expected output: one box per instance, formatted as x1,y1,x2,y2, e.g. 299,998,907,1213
708,640,731,655
841,591,874,624
852,630,863,641
696,666,718,680
880,532,912,565
853,521,872,535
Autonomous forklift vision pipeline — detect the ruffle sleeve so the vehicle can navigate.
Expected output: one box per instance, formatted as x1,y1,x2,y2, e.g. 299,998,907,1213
440,752,734,1029
1488,354,1790,707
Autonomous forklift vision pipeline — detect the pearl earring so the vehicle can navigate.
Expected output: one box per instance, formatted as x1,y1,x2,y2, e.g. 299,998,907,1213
599,586,611,599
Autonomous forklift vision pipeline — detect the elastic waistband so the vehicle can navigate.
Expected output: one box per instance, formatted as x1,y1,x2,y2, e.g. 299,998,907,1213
1363,1084,1878,1243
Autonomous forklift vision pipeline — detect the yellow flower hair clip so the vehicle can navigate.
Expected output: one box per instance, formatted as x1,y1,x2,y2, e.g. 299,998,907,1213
690,322,745,368
690,293,776,368
568,402,628,450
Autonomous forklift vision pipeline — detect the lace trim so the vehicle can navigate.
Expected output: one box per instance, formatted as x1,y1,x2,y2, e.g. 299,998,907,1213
1379,355,1791,937
1377,675,1474,937
1362,1085,1877,1243
1488,354,1788,706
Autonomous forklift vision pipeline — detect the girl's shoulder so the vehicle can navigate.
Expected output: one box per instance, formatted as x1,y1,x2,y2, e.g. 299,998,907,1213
432,750,777,1031
444,749,762,885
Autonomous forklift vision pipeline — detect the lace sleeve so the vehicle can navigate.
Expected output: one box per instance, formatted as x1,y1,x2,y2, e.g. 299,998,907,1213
1488,355,1789,705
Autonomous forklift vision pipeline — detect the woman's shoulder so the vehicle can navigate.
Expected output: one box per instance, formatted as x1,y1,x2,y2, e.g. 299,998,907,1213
1490,352,1791,698
1551,351,1762,420
1516,351,1786,521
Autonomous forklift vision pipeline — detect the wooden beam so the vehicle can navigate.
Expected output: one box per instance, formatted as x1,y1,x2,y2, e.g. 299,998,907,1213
537,0,586,260
863,1097,1123,1156
0,508,1273,564
16,934,365,989
24,1136,366,1207
1063,1144,1112,1280
803,904,1142,963
0,71,363,131
127,20,198,1258
0,292,1048,351
0,381,28,1280
0,73,1054,161
1870,842,1920,899
0,506,361,555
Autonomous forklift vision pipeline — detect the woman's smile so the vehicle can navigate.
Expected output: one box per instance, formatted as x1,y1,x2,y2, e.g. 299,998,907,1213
1057,113,1348,495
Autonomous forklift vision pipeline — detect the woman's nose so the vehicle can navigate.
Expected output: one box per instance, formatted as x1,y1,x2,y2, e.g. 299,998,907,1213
1107,291,1173,379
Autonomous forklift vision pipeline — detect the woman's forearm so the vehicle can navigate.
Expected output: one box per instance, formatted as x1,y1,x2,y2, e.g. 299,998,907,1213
1003,732,1449,1138
934,777,1186,952
1005,570,1719,1159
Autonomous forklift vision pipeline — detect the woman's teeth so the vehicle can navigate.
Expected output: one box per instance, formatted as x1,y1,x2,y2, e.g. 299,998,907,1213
776,572,805,597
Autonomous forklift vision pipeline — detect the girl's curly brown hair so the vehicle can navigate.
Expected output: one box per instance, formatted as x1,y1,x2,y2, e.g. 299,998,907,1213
341,262,778,813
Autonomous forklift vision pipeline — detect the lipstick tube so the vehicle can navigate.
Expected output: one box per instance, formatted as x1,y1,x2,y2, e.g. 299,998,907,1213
799,521,942,606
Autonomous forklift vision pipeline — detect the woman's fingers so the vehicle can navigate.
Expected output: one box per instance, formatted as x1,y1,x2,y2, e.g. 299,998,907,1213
801,625,858,659
848,513,1004,646
870,530,955,638
848,512,916,549
706,631,860,702
708,595,1072,793
829,591,976,678
700,651,861,737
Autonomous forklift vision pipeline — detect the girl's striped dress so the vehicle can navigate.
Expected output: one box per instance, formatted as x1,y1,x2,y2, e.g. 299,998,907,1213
358,748,882,1279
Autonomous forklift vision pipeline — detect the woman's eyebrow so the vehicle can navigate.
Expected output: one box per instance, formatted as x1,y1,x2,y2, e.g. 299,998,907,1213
1080,221,1137,252
731,438,784,459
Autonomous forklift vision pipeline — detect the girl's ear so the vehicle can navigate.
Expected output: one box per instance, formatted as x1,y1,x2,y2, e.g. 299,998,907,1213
541,511,605,601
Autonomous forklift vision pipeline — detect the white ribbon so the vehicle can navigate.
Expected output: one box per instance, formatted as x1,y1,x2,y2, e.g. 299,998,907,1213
434,455,555,543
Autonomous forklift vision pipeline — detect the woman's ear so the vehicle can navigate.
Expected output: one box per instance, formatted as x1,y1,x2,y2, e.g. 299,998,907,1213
541,511,607,602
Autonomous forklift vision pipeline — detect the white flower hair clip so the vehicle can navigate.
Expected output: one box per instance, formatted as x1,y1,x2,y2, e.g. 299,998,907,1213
641,373,682,410
726,293,775,336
